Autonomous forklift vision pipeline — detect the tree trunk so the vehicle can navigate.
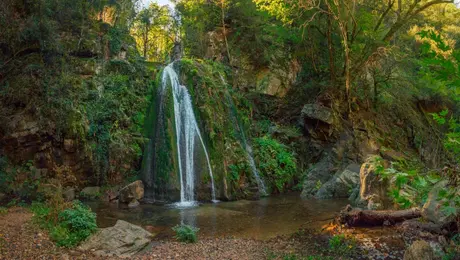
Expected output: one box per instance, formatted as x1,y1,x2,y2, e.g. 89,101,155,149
338,206,421,227
220,0,232,65
143,24,149,60
327,6,336,82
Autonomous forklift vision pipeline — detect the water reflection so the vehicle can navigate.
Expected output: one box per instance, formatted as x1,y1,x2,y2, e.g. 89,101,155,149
87,193,348,240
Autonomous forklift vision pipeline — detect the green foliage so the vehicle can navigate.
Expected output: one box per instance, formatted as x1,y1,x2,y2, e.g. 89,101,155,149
0,157,43,201
376,158,440,209
253,136,296,193
328,234,356,257
442,234,460,260
172,224,199,243
0,207,8,215
31,201,97,248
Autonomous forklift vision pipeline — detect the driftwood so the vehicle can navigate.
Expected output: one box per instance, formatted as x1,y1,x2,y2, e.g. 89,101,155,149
338,205,421,227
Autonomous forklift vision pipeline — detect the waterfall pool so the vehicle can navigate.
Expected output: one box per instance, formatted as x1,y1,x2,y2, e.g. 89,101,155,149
86,193,348,240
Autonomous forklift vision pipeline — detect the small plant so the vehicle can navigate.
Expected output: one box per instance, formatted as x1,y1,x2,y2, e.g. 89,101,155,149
172,224,199,243
0,207,7,215
328,234,356,256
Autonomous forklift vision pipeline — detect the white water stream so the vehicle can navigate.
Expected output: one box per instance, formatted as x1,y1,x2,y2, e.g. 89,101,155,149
161,63,217,206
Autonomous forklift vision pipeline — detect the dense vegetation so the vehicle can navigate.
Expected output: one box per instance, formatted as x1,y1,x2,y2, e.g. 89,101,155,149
0,0,459,256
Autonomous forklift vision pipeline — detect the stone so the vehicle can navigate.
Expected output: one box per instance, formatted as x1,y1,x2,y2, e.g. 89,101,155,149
301,104,334,125
128,199,140,208
403,240,434,260
356,155,389,210
63,188,75,201
79,220,153,258
119,180,144,203
81,186,101,198
300,154,337,198
315,163,361,199
422,180,456,225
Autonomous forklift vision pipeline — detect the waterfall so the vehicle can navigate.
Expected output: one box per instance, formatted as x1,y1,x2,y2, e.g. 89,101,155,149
220,76,267,196
160,63,216,205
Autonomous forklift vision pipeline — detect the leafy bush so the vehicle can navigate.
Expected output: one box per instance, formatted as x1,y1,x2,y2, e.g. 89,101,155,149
172,224,199,243
253,136,297,193
0,158,43,201
31,200,97,247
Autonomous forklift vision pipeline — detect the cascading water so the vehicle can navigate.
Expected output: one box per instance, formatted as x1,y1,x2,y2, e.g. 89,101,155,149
160,63,217,206
220,76,267,196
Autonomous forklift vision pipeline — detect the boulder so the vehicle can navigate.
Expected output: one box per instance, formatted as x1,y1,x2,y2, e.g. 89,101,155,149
80,186,101,198
79,220,153,258
356,156,389,210
315,164,361,199
63,188,76,201
301,104,333,125
119,180,144,203
300,154,337,198
403,240,434,260
422,180,456,225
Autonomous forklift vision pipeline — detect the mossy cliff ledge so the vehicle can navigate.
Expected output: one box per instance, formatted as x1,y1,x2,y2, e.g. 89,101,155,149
142,59,265,201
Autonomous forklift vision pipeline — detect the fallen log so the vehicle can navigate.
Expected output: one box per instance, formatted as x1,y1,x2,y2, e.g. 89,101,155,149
338,205,421,227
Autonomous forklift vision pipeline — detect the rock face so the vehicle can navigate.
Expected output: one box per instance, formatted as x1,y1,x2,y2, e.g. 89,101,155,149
315,164,361,199
356,156,389,210
79,220,153,258
119,180,144,203
300,104,334,140
403,240,434,260
300,154,337,198
422,180,455,225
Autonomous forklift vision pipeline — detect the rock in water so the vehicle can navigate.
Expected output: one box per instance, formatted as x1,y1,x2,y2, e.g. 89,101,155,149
119,180,144,203
79,220,153,258
422,180,456,225
403,240,434,260
315,164,360,199
80,186,101,198
128,199,140,208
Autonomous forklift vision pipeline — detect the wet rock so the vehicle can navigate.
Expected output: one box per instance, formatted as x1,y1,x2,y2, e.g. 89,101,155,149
79,220,153,258
422,180,456,225
356,156,390,210
403,240,434,260
63,188,75,201
119,180,144,203
315,163,361,199
80,186,101,198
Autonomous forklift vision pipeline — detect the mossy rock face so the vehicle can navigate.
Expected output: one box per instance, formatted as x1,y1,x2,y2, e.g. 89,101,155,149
142,59,258,201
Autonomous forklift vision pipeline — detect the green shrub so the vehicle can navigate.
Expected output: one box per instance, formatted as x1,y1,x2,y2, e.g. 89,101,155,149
31,200,97,247
172,224,199,243
253,136,297,193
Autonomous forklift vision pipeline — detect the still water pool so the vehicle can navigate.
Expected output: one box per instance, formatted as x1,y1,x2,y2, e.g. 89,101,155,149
87,193,348,240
